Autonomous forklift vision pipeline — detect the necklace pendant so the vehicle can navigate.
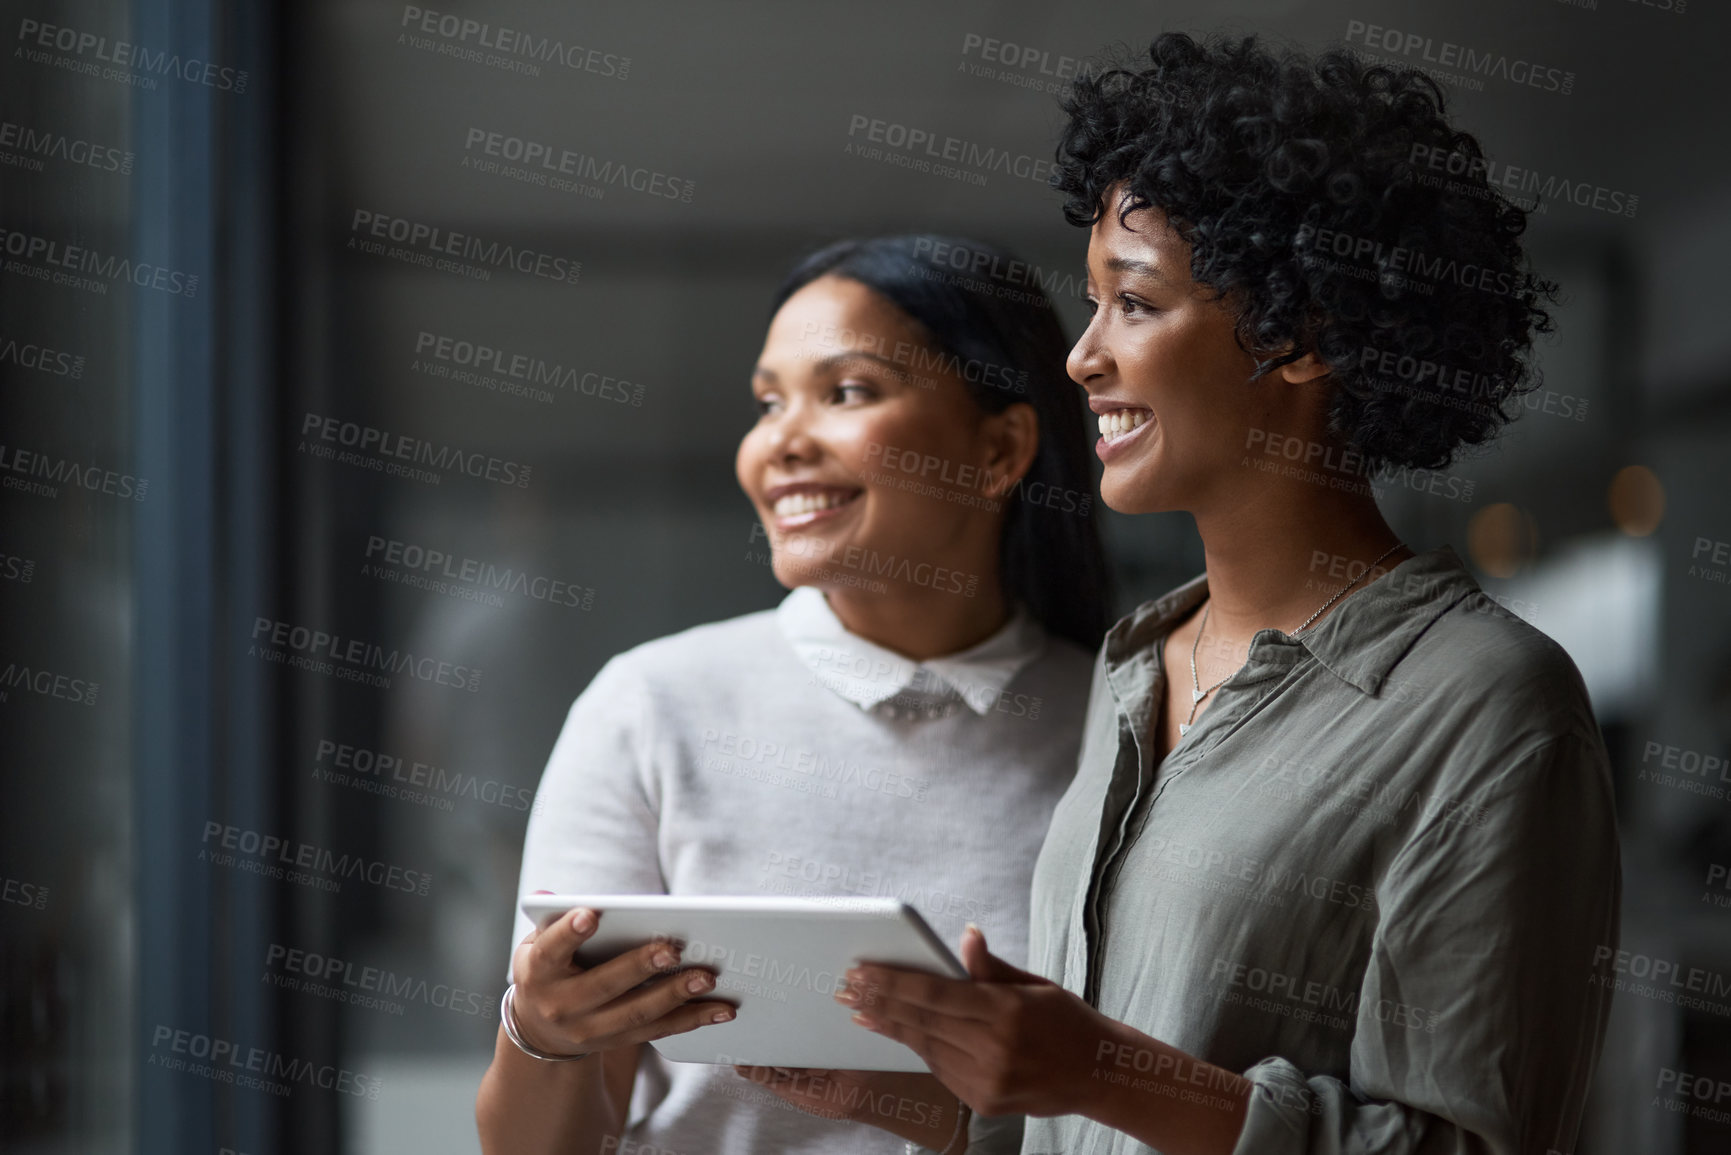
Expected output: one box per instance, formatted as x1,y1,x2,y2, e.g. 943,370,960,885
1179,722,1192,737
1190,688,1206,705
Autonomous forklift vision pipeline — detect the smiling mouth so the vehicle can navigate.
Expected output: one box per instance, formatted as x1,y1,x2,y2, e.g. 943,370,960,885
1097,408,1152,446
769,486,863,527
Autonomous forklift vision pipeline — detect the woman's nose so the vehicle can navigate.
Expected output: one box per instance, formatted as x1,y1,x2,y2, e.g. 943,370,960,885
1067,322,1109,386
766,405,819,462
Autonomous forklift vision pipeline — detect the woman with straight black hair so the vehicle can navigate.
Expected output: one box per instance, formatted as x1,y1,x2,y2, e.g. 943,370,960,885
477,234,1111,1155
774,235,1113,652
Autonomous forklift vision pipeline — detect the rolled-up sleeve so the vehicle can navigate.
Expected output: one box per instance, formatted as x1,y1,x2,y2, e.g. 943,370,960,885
507,654,668,975
1230,729,1621,1155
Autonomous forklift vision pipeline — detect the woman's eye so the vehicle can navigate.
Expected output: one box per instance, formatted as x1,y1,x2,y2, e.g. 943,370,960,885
832,382,875,403
1118,293,1152,316
1083,296,1099,316
752,395,780,416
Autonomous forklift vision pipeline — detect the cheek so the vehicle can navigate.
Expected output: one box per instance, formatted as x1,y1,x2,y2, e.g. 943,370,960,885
827,409,930,478
734,429,764,494
851,410,920,464
1136,333,1240,434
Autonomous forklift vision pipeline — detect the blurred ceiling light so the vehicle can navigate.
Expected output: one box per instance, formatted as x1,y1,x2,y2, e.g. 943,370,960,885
1607,464,1665,536
1467,502,1539,578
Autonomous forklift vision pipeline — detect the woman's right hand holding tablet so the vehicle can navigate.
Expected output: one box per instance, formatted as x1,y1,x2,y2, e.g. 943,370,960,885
509,905,737,1057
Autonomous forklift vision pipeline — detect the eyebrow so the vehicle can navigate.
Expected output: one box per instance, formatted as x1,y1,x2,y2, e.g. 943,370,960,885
1104,256,1171,284
753,349,911,382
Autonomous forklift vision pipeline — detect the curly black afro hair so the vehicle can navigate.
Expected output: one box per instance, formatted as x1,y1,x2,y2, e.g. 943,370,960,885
1053,31,1560,472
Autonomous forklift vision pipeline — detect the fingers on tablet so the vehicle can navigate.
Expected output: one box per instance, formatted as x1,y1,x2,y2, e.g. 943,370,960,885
644,998,735,1042
838,966,886,1009
586,937,685,1000
587,973,733,1045
526,906,599,976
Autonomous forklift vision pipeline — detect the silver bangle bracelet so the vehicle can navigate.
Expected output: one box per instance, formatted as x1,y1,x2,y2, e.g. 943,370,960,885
500,983,592,1062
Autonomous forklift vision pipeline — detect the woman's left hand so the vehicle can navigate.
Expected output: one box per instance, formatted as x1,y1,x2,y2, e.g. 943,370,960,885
837,925,1113,1119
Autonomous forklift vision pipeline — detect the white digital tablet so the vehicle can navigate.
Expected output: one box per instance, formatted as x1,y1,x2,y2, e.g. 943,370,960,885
520,894,968,1071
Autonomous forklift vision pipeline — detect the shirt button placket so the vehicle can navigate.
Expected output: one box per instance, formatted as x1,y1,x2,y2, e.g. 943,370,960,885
1081,693,1163,1003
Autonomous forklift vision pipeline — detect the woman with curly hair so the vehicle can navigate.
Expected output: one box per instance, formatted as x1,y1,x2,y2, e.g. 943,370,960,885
831,32,1621,1155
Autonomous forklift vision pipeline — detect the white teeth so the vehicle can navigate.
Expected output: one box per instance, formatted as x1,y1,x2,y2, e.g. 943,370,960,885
1098,410,1151,440
773,490,856,517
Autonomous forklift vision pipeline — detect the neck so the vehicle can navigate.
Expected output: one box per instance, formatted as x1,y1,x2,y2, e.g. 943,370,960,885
1192,482,1410,639
821,580,1012,661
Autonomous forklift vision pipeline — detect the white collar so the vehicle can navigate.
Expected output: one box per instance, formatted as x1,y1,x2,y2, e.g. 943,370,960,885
775,586,1047,715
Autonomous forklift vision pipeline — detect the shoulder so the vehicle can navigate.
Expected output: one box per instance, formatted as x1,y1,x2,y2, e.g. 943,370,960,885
1388,587,1614,824
1354,548,1594,741
1411,589,1595,734
579,606,790,704
1377,588,1619,869
574,606,796,713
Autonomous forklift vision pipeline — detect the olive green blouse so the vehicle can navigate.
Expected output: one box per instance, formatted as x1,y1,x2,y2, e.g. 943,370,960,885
1023,545,1621,1155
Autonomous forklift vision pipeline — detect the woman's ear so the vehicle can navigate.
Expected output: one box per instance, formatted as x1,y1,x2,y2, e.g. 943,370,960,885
980,402,1040,500
1277,350,1332,386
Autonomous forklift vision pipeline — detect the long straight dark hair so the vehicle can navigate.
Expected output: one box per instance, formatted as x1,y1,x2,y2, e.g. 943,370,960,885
771,235,1112,653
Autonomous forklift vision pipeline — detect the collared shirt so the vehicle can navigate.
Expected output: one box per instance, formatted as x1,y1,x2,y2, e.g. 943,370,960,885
778,584,1048,715
1024,546,1621,1155
513,588,1092,1155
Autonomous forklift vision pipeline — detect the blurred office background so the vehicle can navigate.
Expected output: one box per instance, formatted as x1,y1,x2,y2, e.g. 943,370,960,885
2,0,1728,1151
